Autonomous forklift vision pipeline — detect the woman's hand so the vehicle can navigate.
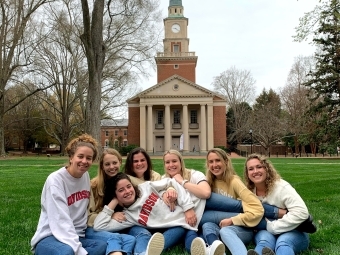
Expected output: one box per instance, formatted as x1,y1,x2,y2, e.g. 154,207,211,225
111,212,126,223
162,189,177,212
219,218,233,228
184,208,197,227
173,174,184,184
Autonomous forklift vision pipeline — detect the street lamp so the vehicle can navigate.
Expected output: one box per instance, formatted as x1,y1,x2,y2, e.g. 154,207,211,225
249,129,253,154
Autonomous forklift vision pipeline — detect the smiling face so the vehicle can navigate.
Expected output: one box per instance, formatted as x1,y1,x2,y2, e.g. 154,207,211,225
132,152,148,178
102,154,121,178
163,153,182,177
68,146,94,178
207,152,226,179
115,179,136,207
246,158,267,186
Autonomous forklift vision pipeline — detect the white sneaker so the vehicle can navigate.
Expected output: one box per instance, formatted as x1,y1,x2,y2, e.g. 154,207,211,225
145,232,164,255
191,237,206,255
207,240,225,255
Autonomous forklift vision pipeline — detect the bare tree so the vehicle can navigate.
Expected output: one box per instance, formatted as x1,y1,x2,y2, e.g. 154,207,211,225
32,2,88,153
280,55,315,154
80,0,162,144
251,88,284,154
0,0,49,155
212,66,256,144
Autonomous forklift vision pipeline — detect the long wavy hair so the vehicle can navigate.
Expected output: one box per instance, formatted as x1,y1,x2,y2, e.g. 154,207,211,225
163,149,192,180
243,153,281,195
205,148,236,189
124,147,153,180
91,148,122,212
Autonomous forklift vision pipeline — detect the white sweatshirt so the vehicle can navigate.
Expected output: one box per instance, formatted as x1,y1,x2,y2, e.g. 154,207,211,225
94,178,206,232
257,179,309,235
31,167,90,255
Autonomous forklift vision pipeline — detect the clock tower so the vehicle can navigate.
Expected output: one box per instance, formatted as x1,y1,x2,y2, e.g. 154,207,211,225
155,0,198,83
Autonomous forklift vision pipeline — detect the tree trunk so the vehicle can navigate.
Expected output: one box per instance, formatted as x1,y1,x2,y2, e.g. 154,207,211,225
80,0,105,148
0,89,5,156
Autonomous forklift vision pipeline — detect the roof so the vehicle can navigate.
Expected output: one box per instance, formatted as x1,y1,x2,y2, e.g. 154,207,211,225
169,0,182,7
101,119,128,127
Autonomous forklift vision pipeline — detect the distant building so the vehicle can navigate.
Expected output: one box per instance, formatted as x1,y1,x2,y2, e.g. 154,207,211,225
125,0,227,154
100,119,128,148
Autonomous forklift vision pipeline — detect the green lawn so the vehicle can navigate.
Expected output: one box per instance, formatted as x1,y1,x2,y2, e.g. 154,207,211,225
1,156,339,254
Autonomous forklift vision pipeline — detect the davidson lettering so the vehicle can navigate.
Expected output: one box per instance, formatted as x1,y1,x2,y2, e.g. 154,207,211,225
138,192,159,226
67,190,90,206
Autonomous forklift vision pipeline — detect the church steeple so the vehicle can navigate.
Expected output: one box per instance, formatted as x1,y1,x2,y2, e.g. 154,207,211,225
168,0,184,17
155,0,197,83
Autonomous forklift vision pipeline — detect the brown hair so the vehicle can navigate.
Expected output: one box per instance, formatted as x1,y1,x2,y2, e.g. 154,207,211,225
205,148,236,189
124,147,153,180
91,148,122,212
65,133,99,162
243,153,281,195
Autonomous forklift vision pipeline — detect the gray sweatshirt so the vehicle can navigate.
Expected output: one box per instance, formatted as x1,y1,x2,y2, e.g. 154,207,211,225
94,178,206,232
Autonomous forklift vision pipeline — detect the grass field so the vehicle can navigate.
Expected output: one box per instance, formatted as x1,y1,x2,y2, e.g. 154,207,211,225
1,156,340,255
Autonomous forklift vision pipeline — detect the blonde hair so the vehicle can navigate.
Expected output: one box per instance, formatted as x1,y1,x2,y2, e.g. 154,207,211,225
91,148,122,212
243,153,281,195
163,149,191,180
205,148,236,189
65,133,99,162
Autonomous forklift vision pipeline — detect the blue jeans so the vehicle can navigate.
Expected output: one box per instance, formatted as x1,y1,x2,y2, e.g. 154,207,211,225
127,225,185,254
219,225,254,255
201,193,279,230
253,230,309,255
34,235,106,255
86,227,135,255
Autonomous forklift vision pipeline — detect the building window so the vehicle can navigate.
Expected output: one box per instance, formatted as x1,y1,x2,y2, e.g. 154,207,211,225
114,139,119,148
173,44,179,52
174,64,179,69
124,130,127,136
157,110,164,124
123,140,128,147
105,131,109,137
173,110,180,124
190,110,197,123
105,139,109,147
114,130,118,136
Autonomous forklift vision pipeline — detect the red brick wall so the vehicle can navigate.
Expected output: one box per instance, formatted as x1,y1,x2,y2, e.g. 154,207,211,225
213,106,226,147
128,107,140,146
100,127,128,147
157,59,196,83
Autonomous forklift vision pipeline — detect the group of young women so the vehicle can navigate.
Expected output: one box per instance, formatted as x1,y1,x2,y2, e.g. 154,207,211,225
30,134,316,255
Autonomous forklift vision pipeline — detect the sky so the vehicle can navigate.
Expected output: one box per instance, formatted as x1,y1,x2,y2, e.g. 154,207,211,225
141,0,320,95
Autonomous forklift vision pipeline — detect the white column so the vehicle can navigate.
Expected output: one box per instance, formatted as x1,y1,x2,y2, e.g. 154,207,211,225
182,104,189,153
140,105,146,149
164,104,171,150
200,104,207,152
207,104,214,150
147,105,153,153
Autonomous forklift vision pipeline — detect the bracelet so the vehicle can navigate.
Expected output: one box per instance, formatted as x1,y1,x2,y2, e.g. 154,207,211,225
181,180,189,187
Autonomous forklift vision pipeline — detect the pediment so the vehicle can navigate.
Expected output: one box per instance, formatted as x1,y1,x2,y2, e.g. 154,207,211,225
127,75,225,103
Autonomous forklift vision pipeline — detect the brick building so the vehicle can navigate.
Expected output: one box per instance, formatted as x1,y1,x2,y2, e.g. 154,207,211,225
125,0,227,154
100,119,129,148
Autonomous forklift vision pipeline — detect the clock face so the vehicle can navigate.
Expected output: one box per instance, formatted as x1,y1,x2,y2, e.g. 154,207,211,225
171,24,180,33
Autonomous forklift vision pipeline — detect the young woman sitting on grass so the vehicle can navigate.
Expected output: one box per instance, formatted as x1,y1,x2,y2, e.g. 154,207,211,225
93,172,206,255
200,148,265,255
109,147,185,254
244,154,316,255
31,134,107,255
87,148,136,255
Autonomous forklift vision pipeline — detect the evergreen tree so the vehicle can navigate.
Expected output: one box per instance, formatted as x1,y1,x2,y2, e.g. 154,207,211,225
304,0,340,114
302,0,340,149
